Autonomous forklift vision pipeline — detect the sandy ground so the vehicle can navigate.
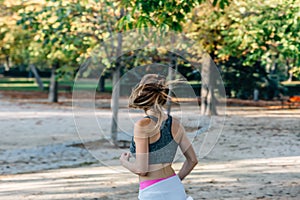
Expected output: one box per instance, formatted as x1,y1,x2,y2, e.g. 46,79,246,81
0,92,300,199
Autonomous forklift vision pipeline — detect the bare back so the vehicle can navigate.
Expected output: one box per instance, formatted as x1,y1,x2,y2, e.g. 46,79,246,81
138,115,187,181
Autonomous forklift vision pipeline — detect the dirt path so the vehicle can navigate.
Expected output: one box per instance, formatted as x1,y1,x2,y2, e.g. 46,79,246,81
0,157,299,200
0,93,300,199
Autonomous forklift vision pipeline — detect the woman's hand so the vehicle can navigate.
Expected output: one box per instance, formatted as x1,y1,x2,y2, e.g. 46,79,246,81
119,152,131,165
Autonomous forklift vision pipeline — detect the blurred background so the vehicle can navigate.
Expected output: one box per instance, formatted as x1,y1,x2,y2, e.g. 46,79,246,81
0,0,299,101
0,0,299,199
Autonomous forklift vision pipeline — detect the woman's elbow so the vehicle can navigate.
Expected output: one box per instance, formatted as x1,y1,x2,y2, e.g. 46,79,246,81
193,159,198,167
135,166,148,176
135,170,148,176
138,172,148,176
190,157,198,167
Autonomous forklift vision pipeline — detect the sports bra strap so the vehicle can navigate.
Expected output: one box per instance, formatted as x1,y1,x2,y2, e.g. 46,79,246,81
144,115,158,122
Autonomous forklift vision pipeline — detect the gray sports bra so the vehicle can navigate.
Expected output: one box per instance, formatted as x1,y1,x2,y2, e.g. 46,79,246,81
129,115,179,164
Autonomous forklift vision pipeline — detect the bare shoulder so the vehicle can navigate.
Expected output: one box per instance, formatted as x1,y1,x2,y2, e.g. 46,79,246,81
135,118,152,127
134,118,153,138
171,116,184,143
171,116,180,125
171,116,184,130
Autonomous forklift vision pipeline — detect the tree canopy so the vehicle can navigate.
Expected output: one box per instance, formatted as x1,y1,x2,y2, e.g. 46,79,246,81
0,0,299,100
184,0,300,98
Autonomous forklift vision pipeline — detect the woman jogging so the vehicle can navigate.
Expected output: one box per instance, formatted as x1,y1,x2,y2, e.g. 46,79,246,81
120,74,198,200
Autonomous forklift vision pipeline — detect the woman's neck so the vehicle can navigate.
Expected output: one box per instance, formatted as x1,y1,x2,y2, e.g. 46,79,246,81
145,110,166,117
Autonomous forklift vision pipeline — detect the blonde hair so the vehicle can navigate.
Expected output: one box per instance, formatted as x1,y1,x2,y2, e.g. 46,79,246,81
129,74,170,134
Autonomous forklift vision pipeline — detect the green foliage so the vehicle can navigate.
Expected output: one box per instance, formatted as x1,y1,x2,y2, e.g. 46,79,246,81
110,48,198,81
219,0,300,73
15,0,121,80
220,0,300,97
6,0,299,100
186,0,300,99
1,0,229,82
119,0,229,32
17,1,90,74
213,0,229,9
0,1,32,67
291,67,300,79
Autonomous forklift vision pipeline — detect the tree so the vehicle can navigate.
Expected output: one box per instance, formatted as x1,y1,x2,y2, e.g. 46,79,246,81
15,0,128,144
218,0,300,98
116,1,229,118
0,0,32,71
183,1,229,114
186,0,300,100
12,0,229,144
17,0,115,102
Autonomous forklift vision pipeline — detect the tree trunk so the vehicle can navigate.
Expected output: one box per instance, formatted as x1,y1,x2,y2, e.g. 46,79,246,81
48,64,58,103
30,64,44,90
111,21,123,145
288,70,293,82
286,59,293,82
166,66,174,115
4,55,10,71
200,85,208,115
111,68,120,145
207,87,217,115
166,36,177,115
201,55,217,115
98,76,105,92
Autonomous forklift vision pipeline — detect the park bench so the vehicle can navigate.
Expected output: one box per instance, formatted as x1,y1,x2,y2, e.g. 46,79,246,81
281,96,300,108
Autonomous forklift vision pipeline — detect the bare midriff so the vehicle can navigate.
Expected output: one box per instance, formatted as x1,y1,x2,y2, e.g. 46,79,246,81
139,163,175,181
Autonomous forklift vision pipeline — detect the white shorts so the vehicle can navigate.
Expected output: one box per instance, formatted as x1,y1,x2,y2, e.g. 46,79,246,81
138,175,192,200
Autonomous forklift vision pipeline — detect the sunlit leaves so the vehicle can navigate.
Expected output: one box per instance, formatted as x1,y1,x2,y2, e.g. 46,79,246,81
0,0,37,66
185,0,299,98
216,0,300,74
213,0,229,9
119,0,228,32
14,0,120,80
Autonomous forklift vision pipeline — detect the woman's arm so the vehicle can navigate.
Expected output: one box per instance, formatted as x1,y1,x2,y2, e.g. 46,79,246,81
177,123,198,180
120,151,148,176
119,118,150,176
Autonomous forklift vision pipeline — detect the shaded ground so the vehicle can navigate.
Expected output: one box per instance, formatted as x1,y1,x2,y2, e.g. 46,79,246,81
0,90,296,107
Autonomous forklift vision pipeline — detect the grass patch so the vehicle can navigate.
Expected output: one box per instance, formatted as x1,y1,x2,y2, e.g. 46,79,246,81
0,77,113,92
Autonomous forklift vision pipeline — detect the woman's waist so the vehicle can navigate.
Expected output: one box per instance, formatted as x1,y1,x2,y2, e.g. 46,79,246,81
139,164,175,182
139,173,176,190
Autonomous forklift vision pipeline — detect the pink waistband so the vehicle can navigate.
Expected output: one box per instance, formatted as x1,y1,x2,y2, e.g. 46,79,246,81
139,174,176,190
